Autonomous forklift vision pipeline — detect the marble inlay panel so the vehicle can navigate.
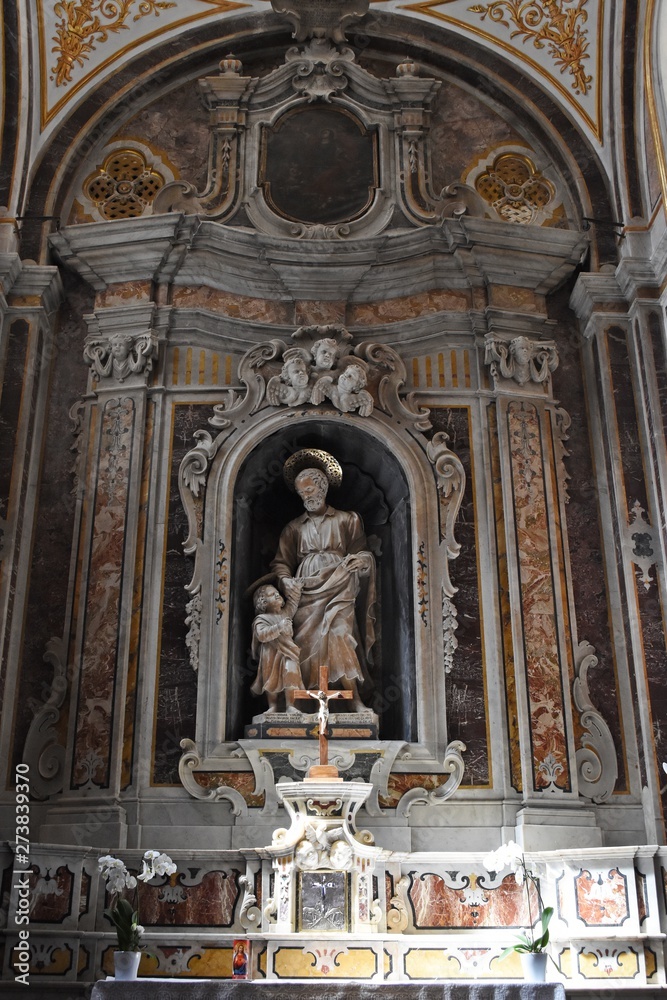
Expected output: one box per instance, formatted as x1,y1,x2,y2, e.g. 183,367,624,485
193,771,265,808
154,403,210,784
489,404,521,791
431,407,488,786
72,397,135,788
575,945,639,979
507,400,569,791
607,326,667,822
574,867,629,926
171,286,292,324
137,870,239,927
551,296,626,791
122,399,154,790
408,872,534,929
28,865,74,923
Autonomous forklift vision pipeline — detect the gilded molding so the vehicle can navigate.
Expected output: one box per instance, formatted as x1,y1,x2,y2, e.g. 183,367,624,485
467,0,592,96
51,0,176,87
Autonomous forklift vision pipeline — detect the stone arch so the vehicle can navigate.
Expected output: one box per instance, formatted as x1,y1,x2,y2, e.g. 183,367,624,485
191,404,451,760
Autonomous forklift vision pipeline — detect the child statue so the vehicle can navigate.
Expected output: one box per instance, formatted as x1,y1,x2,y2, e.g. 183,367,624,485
250,582,304,713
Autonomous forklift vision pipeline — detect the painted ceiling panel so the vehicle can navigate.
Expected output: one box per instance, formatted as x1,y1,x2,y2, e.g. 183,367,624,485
37,0,256,126
35,0,602,138
398,0,602,138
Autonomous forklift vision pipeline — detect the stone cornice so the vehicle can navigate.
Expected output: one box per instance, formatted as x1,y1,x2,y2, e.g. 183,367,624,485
50,215,589,304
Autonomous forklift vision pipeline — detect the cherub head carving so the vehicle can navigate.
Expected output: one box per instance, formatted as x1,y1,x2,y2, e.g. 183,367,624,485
311,338,339,371
280,349,310,389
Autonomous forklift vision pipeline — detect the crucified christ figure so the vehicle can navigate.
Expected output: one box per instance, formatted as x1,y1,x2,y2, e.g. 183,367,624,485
295,665,352,777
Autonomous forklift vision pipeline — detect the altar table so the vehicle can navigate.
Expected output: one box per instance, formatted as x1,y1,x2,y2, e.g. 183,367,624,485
91,981,567,1000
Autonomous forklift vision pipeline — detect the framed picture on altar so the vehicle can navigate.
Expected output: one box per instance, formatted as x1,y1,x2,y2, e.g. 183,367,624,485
232,939,250,979
297,870,349,932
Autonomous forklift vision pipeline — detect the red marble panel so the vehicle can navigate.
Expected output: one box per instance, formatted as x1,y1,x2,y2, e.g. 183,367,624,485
379,773,448,809
508,401,569,790
72,397,135,788
194,771,265,808
137,870,239,927
29,865,74,923
409,872,536,929
635,870,648,925
79,871,91,917
575,868,629,926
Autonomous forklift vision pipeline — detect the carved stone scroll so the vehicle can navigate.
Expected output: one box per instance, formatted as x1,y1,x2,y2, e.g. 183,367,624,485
22,638,68,799
270,0,369,43
178,739,248,815
572,641,618,803
395,740,466,816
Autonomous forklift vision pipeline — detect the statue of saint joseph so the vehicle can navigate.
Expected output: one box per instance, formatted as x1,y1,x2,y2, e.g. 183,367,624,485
270,450,376,712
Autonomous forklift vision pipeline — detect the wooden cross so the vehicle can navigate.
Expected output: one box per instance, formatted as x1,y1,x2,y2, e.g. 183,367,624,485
295,665,353,779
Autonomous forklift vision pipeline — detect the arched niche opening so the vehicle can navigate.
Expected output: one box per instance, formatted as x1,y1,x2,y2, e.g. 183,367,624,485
226,420,415,742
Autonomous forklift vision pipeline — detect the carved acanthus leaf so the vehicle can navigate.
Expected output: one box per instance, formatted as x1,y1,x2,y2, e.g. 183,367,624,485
572,641,617,803
238,872,262,931
180,429,221,498
185,590,202,673
553,406,572,504
426,432,466,590
442,592,459,674
386,874,411,932
69,399,86,498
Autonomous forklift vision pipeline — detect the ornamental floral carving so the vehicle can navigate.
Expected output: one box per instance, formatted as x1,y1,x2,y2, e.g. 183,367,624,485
467,0,592,96
52,0,176,87
485,334,559,388
84,149,165,220
472,152,556,225
83,331,157,383
204,325,431,432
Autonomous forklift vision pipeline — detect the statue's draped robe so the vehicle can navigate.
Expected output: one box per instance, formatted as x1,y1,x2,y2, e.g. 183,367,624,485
250,613,302,695
271,506,376,687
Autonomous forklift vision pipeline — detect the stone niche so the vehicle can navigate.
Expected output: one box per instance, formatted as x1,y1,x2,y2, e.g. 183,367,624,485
228,421,415,743
176,323,468,814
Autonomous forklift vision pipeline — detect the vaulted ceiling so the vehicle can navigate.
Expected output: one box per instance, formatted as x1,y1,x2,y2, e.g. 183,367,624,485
1,0,665,264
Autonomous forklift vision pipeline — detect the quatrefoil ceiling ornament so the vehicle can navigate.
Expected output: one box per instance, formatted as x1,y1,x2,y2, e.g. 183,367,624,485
84,148,166,220
466,150,561,226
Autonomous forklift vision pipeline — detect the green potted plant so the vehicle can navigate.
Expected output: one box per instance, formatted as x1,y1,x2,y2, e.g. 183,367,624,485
482,840,555,982
99,850,177,980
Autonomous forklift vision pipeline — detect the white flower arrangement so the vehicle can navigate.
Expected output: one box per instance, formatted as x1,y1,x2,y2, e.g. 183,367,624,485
482,840,555,959
98,850,177,953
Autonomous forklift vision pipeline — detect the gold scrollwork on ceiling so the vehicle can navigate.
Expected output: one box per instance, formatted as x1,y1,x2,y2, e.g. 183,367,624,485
51,0,177,87
84,148,165,219
466,0,592,96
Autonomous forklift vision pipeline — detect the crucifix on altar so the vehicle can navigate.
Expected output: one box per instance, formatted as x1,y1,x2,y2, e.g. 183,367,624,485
295,665,353,780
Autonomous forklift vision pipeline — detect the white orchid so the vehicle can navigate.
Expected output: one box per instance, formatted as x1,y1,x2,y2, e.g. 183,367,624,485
481,840,556,962
98,856,138,893
138,850,177,882
482,840,524,880
98,850,177,953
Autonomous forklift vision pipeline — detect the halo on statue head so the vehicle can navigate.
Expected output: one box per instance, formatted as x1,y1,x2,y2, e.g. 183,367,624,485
283,449,343,492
